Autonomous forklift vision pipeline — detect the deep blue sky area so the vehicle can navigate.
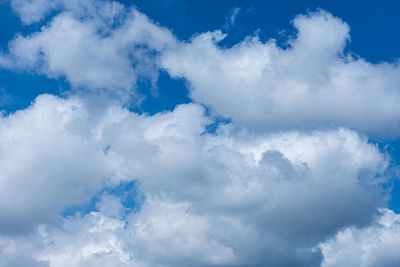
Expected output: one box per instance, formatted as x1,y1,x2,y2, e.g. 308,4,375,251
1,0,400,211
129,0,400,63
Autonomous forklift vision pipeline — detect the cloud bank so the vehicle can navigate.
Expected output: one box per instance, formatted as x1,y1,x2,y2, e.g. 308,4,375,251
321,208,400,267
162,11,400,137
0,0,399,266
0,93,393,266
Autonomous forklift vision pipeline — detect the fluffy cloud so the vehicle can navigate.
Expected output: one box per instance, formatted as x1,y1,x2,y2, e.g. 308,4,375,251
0,95,113,233
10,0,123,25
10,0,58,24
0,93,208,234
320,208,400,267
9,4,400,137
0,93,393,266
1,1,399,266
11,0,56,24
6,4,400,136
162,10,400,137
2,0,176,101
0,196,235,267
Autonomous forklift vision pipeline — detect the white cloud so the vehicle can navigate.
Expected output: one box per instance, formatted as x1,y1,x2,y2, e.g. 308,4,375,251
123,197,235,266
0,93,392,266
0,2,399,266
223,7,241,29
0,95,112,233
320,208,400,267
10,0,124,25
0,197,236,267
162,10,400,137
0,93,208,234
2,1,176,101
0,88,14,107
10,0,59,24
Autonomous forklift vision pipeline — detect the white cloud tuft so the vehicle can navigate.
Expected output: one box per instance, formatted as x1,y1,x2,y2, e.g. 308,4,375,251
0,93,392,266
223,7,241,29
0,1,399,266
2,1,177,101
162,10,400,137
320,208,400,267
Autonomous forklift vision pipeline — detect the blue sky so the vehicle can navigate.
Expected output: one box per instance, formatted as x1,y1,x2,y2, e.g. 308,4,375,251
1,0,400,266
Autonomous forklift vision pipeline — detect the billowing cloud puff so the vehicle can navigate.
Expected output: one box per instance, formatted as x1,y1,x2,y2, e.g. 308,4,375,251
6,5,400,137
162,11,400,137
1,0,176,101
0,196,236,267
1,1,400,266
11,0,59,24
0,94,207,234
320,208,400,267
0,95,112,233
0,94,392,266
10,0,122,25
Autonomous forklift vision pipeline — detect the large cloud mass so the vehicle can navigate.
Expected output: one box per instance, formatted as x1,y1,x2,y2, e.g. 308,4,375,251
0,0,400,266
162,11,400,136
0,94,393,266
320,208,400,267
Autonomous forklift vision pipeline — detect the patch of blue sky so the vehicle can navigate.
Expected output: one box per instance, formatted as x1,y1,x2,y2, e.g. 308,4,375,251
62,180,144,218
0,69,70,113
131,70,190,115
61,180,145,220
375,139,400,213
0,3,72,112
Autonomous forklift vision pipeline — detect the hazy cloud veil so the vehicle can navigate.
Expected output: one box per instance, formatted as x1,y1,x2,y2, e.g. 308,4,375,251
0,1,399,266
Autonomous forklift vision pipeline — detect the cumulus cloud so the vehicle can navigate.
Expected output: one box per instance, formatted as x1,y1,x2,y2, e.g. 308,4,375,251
162,10,400,137
10,0,122,25
0,95,113,233
0,93,393,266
10,0,59,24
2,0,176,101
0,197,236,267
320,208,400,267
0,1,399,266
0,94,208,234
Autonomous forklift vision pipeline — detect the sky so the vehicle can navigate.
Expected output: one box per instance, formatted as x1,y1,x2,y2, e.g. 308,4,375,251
1,0,400,266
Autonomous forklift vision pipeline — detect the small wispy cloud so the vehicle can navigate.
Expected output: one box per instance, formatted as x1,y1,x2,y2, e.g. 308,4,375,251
223,7,241,29
0,88,14,107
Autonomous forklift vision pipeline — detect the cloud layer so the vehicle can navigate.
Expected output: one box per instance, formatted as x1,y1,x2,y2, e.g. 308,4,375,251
0,93,392,266
0,0,400,266
2,0,176,101
162,11,400,136
321,208,400,267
